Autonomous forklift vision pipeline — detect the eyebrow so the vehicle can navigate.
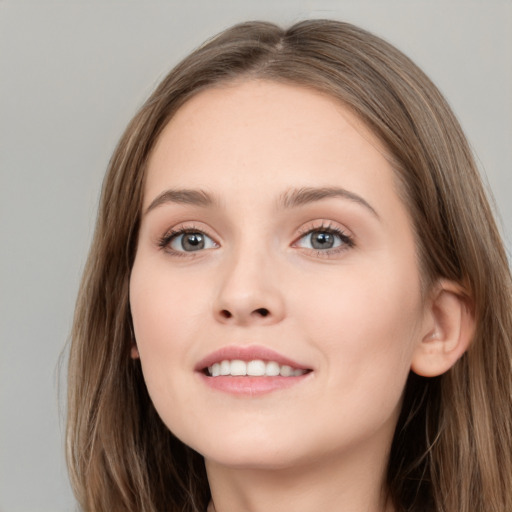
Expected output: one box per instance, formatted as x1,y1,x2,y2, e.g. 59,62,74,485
278,186,378,217
145,188,217,214
144,185,378,218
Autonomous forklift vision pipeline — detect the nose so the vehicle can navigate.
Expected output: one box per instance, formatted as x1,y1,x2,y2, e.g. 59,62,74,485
213,248,285,326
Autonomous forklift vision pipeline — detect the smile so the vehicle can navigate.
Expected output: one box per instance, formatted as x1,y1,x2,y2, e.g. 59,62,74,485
207,359,308,377
196,345,313,395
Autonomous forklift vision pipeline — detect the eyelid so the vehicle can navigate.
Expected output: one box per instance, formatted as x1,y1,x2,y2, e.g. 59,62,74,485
157,223,220,255
155,219,354,258
292,220,355,255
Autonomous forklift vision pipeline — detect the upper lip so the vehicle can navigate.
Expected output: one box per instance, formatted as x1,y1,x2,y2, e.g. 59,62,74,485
195,345,311,372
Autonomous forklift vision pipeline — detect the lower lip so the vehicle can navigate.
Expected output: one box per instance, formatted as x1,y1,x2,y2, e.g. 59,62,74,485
198,373,311,396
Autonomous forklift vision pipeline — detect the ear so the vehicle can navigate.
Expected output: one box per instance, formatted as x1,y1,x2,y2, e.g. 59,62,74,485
130,344,140,359
129,321,140,359
411,280,475,377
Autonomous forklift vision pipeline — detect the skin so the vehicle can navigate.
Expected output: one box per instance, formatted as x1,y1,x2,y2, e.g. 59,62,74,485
129,80,467,512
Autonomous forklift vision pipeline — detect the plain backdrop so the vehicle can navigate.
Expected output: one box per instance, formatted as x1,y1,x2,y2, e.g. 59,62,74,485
1,1,511,511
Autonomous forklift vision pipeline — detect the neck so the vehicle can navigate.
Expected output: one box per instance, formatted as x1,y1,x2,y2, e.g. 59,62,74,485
205,444,394,512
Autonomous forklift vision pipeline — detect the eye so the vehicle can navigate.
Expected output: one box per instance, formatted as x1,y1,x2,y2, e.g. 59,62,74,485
294,225,354,253
160,229,218,253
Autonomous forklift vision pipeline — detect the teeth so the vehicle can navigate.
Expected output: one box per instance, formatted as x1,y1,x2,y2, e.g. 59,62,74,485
220,360,230,375
280,365,293,377
266,361,280,376
247,360,266,376
207,359,307,377
230,360,247,376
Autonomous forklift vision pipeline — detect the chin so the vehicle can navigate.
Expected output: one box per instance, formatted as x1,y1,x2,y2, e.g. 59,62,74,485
181,427,304,470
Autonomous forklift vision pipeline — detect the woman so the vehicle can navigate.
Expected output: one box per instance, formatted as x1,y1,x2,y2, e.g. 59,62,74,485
67,20,512,512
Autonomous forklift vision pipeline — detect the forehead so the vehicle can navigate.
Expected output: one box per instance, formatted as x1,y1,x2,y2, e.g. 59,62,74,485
144,79,400,214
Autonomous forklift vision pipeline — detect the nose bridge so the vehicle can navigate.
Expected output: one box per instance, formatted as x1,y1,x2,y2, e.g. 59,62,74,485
214,235,285,325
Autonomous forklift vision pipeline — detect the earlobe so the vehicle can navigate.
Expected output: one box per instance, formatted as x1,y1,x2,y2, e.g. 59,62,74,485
130,345,140,359
129,316,139,359
411,281,475,377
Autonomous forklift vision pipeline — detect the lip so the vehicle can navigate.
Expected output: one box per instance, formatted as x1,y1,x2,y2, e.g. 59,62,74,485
194,344,310,372
195,345,313,396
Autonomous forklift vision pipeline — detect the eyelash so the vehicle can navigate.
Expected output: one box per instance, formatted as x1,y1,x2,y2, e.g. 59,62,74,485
157,222,355,257
158,225,217,257
294,222,355,256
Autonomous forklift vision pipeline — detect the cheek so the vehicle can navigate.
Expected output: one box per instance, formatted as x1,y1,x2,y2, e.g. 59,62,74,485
129,259,214,434
296,262,423,385
129,259,206,385
131,256,205,335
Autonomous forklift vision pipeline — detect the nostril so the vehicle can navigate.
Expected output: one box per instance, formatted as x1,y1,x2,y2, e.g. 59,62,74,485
218,308,270,320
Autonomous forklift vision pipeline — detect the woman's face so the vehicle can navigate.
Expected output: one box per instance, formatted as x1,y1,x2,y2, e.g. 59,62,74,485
130,80,431,471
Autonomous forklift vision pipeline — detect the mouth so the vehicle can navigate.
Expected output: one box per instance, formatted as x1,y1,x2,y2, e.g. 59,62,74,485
205,359,309,377
196,345,313,395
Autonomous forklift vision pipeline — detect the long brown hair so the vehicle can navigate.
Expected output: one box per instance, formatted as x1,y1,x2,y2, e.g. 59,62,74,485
67,20,512,511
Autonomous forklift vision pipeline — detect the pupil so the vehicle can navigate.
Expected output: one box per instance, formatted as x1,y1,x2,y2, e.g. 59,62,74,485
311,232,334,249
182,233,204,251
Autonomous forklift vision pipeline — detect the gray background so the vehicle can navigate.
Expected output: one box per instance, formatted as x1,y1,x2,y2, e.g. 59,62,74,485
1,1,511,511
